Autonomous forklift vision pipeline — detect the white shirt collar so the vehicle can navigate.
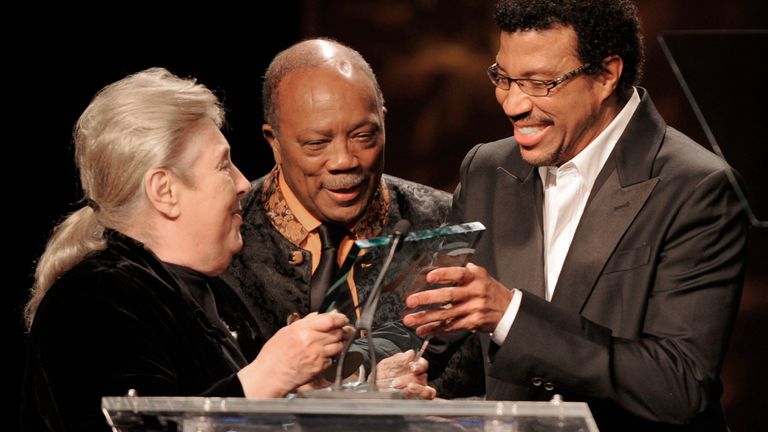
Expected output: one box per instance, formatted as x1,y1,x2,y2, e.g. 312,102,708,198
538,88,641,187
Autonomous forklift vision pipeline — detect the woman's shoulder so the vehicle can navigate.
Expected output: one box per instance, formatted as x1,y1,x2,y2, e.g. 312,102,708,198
35,247,169,328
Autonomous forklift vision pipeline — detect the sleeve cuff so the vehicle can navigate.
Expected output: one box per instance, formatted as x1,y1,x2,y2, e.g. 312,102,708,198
490,288,522,345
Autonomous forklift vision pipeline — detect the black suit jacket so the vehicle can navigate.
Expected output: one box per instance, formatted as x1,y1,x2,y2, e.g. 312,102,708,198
442,89,748,431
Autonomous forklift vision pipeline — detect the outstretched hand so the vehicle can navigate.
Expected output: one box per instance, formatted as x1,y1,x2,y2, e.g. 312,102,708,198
403,263,513,337
238,311,352,397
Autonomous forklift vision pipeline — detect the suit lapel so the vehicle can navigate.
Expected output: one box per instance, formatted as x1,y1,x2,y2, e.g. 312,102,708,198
551,88,666,311
551,167,658,310
493,163,546,298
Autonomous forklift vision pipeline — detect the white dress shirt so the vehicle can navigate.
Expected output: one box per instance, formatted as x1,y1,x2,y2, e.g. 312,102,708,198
490,89,641,345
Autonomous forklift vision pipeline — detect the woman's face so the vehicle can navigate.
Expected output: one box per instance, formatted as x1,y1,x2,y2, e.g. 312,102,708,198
174,119,251,275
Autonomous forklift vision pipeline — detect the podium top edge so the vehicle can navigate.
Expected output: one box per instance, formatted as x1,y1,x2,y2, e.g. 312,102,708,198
101,396,592,418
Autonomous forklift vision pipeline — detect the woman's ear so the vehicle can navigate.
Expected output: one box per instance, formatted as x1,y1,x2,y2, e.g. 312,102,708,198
145,168,180,218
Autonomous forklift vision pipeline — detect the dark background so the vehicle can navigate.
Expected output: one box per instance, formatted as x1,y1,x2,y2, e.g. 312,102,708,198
5,1,766,430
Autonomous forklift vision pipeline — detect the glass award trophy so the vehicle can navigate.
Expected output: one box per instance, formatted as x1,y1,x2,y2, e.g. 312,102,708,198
303,221,485,398
321,221,486,315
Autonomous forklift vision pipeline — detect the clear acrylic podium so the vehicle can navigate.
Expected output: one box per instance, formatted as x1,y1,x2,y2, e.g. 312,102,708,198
102,396,599,431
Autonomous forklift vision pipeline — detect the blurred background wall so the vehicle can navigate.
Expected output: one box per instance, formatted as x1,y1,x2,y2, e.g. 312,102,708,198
5,1,765,430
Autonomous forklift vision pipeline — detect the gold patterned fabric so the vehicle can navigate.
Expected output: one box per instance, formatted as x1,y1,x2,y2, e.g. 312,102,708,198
261,166,390,245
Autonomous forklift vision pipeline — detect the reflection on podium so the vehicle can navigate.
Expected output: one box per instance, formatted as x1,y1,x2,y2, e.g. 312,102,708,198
101,395,599,431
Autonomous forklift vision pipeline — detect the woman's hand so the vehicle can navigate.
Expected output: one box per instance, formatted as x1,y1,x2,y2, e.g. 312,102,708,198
238,311,350,397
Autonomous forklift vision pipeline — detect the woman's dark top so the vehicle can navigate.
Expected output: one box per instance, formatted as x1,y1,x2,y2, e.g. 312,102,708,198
21,230,264,432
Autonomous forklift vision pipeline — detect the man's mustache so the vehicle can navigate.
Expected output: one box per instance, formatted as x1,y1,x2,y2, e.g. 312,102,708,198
322,173,368,190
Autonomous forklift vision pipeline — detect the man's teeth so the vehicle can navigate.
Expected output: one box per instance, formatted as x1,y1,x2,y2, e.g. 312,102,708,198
517,126,542,136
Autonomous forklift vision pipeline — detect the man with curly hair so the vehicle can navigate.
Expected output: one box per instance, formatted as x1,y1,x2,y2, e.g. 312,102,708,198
404,1,748,430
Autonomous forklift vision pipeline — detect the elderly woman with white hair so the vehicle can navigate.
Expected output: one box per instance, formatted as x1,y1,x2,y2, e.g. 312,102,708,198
21,67,354,432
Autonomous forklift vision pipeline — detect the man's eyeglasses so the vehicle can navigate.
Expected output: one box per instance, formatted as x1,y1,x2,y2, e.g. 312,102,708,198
487,63,592,97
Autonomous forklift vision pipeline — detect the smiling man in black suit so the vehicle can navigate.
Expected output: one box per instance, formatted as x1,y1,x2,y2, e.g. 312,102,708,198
404,1,749,430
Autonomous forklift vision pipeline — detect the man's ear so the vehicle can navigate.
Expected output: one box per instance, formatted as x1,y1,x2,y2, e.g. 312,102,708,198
145,168,180,218
596,55,623,101
262,124,281,165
